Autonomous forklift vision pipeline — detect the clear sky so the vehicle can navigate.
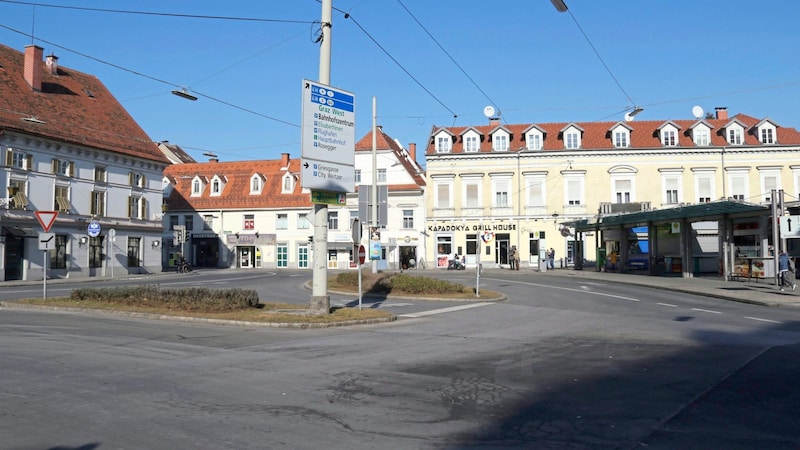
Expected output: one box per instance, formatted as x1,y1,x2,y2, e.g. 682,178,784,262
1,1,798,166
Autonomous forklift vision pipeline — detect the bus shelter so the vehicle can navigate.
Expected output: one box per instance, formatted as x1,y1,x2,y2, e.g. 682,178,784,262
564,200,773,280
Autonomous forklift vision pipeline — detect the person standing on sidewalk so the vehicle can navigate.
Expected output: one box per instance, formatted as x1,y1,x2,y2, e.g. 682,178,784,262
778,251,796,292
509,246,517,270
548,248,556,269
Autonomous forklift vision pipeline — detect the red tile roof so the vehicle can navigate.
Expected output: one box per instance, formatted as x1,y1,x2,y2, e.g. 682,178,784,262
164,158,311,211
425,113,800,154
0,43,168,163
355,126,426,187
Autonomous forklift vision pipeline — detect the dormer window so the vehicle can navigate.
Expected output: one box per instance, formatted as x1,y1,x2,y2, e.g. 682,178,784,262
756,120,777,144
282,173,294,193
610,124,631,148
728,128,743,145
561,124,583,150
565,132,580,149
191,176,205,197
492,131,509,152
662,130,677,146
657,122,681,147
693,127,710,146
210,175,226,196
525,131,543,151
464,133,479,152
250,174,264,194
435,132,452,153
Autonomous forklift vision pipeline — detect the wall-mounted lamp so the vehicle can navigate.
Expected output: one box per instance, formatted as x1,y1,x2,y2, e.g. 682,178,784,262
79,236,88,247
255,232,259,239
152,240,160,248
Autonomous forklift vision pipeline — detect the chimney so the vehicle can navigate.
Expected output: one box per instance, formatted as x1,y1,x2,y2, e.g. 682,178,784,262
24,45,44,91
715,107,728,121
280,152,290,167
490,117,501,126
45,53,58,75
408,143,416,162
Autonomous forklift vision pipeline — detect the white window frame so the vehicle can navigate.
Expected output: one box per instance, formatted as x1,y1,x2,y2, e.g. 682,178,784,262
728,127,743,145
328,211,339,230
191,177,203,197
661,173,681,205
614,130,629,148
661,129,677,147
464,131,480,152
759,168,781,203
435,134,451,153
462,177,482,209
526,131,542,151
402,209,414,229
565,131,580,149
525,174,546,206
563,174,585,206
491,176,512,207
250,174,262,194
282,173,294,193
298,213,310,230
693,170,716,203
377,168,387,182
434,179,453,209
727,169,749,201
276,213,288,230
612,177,634,203
759,126,775,144
492,132,509,152
693,127,710,146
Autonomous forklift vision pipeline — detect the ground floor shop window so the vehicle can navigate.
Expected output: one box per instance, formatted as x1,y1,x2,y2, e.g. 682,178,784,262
298,245,309,268
127,237,141,267
49,234,67,269
89,236,104,268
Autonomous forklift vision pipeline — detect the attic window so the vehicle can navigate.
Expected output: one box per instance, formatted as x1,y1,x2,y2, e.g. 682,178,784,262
250,174,263,194
85,90,95,98
282,173,294,193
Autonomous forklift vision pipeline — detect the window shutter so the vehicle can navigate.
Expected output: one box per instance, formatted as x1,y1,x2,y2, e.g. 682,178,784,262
141,198,148,219
127,196,133,218
52,158,57,174
68,162,74,177
4,149,10,166
25,155,33,170
140,174,146,188
129,172,134,186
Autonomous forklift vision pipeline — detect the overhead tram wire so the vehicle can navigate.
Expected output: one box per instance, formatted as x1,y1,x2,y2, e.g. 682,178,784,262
0,0,315,24
396,0,502,122
329,6,459,123
0,24,300,129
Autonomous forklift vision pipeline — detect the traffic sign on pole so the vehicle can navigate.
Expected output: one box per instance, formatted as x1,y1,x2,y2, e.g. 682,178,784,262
35,211,58,232
358,245,366,265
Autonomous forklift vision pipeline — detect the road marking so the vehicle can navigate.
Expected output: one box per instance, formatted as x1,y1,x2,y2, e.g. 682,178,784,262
744,316,781,324
483,278,641,302
657,302,678,307
399,302,493,318
580,285,589,290
691,308,722,314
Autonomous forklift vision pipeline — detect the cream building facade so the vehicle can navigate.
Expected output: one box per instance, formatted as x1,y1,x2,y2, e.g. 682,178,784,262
423,108,800,270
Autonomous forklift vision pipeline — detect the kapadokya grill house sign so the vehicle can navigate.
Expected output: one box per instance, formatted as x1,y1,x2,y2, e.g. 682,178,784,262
428,222,517,232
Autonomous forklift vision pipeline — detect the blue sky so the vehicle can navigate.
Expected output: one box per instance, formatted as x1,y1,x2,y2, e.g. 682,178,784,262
1,1,798,165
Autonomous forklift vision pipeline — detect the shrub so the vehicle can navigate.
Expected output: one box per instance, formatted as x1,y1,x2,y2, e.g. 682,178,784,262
69,285,259,311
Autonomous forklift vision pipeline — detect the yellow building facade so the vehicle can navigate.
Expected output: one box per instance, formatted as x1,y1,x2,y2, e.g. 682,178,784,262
423,108,800,270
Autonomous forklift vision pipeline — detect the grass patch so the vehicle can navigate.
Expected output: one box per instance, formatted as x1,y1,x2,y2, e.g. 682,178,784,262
328,269,501,300
16,285,394,325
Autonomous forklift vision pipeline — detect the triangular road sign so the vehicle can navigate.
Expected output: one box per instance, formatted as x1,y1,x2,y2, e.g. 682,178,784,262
35,210,59,232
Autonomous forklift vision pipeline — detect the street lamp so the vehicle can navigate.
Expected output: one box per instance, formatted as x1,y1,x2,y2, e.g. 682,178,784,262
171,89,198,101
550,0,569,12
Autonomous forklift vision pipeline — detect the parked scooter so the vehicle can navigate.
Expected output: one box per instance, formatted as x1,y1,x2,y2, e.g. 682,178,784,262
177,257,192,273
447,255,465,270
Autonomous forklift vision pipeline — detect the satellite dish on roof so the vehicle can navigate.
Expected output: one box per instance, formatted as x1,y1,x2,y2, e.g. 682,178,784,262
691,105,704,119
624,112,634,122
483,105,496,118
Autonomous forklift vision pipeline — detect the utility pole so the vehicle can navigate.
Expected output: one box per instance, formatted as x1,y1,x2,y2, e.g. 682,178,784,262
310,0,332,313
372,97,378,274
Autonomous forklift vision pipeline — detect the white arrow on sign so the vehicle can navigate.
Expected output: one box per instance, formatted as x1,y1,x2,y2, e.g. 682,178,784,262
780,215,800,237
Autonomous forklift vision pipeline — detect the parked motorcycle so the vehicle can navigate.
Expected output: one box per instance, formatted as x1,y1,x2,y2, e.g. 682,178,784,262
177,259,192,273
447,257,465,270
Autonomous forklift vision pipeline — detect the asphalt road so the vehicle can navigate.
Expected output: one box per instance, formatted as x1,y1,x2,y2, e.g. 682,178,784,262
2,269,800,449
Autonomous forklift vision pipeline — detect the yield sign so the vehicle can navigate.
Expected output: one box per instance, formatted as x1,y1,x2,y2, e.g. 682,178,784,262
35,210,58,232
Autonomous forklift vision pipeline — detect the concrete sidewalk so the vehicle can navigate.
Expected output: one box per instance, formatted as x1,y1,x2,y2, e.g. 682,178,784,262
516,267,800,307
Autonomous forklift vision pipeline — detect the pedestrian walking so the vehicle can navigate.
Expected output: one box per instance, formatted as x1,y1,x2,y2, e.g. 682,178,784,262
548,248,555,269
778,251,796,292
514,246,521,270
509,246,517,270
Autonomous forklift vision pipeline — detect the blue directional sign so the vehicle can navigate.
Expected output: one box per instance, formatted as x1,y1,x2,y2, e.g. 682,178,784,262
301,79,355,193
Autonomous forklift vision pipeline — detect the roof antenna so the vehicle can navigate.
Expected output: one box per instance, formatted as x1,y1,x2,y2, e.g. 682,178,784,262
30,6,36,44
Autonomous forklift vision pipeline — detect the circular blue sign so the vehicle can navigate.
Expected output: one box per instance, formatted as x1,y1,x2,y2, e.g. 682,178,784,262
87,221,101,238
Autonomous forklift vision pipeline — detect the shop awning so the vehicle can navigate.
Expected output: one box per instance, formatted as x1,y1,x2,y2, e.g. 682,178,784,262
2,226,38,237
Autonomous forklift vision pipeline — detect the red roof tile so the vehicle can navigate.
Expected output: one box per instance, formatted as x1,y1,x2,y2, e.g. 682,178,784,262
355,126,426,187
425,113,800,154
0,43,168,163
164,158,311,210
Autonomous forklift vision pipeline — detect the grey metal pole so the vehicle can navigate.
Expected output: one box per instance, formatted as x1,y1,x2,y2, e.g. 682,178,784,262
372,97,378,274
771,189,779,286
311,0,332,313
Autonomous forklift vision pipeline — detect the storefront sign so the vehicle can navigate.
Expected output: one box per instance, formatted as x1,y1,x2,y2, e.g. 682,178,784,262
428,222,517,232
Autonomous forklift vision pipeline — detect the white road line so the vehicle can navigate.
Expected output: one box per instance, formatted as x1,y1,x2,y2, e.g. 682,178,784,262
484,278,640,302
745,316,782,324
657,302,678,307
399,302,493,318
691,308,722,314
580,285,589,290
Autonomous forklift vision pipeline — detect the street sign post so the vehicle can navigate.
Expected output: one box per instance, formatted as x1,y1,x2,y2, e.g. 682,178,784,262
358,244,366,265
311,189,347,205
780,215,800,237
35,211,58,232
